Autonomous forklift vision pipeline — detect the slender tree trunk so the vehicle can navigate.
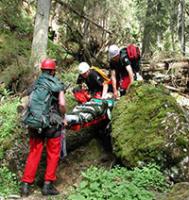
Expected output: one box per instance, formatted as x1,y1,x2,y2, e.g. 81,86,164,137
49,2,62,43
142,0,153,56
31,0,51,68
157,33,162,50
169,0,178,51
178,0,185,55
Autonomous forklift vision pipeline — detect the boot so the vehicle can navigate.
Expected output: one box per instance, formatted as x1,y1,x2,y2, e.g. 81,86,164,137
20,182,30,197
41,182,59,196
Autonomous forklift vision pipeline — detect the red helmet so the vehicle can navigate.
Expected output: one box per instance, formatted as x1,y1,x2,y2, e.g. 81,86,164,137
40,59,56,70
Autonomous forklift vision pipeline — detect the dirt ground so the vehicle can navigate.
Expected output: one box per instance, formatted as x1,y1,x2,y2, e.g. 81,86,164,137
15,139,115,200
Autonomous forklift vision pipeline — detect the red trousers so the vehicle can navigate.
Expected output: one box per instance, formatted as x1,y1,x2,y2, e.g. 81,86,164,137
21,136,61,183
120,76,131,90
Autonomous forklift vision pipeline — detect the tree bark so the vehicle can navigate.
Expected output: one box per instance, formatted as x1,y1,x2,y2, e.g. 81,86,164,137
31,0,51,68
178,0,185,55
142,0,153,56
49,2,62,43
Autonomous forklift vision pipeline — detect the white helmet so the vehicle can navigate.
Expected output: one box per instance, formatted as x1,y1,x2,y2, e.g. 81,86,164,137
78,62,90,74
108,44,120,59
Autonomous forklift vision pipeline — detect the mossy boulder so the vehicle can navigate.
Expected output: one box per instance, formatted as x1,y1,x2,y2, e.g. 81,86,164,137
161,182,189,200
111,83,189,182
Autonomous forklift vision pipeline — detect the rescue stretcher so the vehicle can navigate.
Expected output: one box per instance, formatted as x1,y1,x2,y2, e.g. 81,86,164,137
65,98,114,131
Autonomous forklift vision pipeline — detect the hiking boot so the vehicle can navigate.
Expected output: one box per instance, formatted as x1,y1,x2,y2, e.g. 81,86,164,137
41,182,59,196
20,182,30,197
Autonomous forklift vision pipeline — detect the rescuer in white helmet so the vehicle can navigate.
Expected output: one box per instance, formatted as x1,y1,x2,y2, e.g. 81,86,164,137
76,62,111,101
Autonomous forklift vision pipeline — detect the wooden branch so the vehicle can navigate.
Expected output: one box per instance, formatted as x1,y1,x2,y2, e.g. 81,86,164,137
56,0,112,35
164,85,185,92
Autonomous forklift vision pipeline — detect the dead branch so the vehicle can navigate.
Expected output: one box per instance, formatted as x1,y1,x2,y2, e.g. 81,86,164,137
164,85,185,92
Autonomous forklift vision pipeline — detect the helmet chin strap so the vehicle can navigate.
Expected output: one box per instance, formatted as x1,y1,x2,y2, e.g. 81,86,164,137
50,70,56,76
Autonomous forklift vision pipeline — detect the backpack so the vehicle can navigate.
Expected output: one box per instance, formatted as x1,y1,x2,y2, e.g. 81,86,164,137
90,66,111,84
126,44,140,61
22,73,64,129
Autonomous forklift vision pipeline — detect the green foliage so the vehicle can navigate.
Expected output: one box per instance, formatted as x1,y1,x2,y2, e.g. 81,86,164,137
68,164,168,200
134,0,182,55
0,165,19,197
47,40,68,62
0,98,20,159
0,98,19,140
61,65,81,110
62,69,78,84
0,0,33,35
0,32,31,68
0,84,12,97
0,0,32,79
107,0,140,43
65,91,77,111
0,31,32,92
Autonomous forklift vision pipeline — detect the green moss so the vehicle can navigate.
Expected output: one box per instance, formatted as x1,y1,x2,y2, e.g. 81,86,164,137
163,183,189,200
111,83,189,168
175,135,189,148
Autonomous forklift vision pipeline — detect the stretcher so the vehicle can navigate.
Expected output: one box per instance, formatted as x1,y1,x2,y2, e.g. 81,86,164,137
65,98,114,131
69,114,108,131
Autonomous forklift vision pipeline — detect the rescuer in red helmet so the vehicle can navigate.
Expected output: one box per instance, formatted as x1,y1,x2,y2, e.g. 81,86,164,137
21,58,66,197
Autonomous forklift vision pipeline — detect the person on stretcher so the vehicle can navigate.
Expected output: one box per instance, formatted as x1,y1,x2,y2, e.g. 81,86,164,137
64,98,114,128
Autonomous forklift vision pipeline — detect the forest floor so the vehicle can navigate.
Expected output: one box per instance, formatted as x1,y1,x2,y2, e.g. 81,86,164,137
15,140,115,200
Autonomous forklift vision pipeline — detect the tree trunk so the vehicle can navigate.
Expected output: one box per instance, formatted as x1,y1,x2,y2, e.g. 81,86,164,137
157,33,162,50
142,0,153,56
169,0,178,52
178,0,185,55
49,2,62,43
31,0,51,68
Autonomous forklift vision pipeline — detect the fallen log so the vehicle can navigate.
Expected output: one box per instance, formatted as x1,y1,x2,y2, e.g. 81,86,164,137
163,85,185,92
142,61,189,71
142,58,189,64
142,61,189,96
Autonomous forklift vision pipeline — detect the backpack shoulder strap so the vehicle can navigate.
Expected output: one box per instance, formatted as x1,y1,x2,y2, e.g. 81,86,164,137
91,66,110,82
38,73,64,93
120,47,127,59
